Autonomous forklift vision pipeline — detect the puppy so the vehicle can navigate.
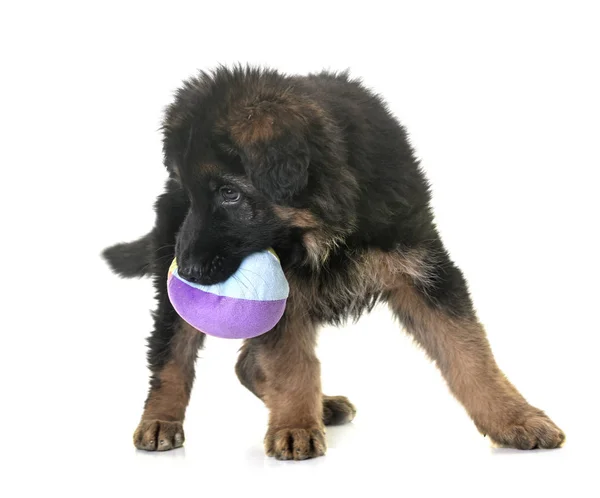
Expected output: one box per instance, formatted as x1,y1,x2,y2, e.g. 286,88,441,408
103,66,564,459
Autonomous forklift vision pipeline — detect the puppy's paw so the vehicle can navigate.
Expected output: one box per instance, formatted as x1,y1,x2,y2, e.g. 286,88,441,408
264,427,327,460
133,420,185,451
323,395,356,426
486,412,565,450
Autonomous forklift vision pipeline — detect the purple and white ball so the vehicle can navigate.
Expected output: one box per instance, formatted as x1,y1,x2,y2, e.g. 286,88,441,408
167,249,289,339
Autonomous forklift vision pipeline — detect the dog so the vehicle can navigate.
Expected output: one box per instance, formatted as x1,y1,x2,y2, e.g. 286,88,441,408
103,66,565,459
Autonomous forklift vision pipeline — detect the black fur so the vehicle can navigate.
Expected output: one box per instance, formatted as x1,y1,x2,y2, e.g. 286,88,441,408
103,64,468,355
104,66,566,456
102,232,153,278
108,69,465,386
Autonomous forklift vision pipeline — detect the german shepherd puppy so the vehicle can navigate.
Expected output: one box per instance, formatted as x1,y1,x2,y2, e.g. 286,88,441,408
103,66,564,459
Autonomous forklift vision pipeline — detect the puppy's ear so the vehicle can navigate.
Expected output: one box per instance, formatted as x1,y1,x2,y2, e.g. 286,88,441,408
241,133,310,203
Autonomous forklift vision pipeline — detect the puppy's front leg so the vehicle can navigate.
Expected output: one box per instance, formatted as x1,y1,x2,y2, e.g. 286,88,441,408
134,313,204,451
251,302,326,460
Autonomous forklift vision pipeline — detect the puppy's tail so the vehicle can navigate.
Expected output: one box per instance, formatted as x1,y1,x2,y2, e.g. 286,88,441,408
102,231,153,278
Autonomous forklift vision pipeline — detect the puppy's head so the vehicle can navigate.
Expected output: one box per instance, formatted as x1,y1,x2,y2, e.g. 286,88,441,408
170,166,290,284
161,67,356,283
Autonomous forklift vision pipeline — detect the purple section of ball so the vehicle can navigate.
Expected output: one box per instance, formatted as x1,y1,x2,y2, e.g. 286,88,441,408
167,275,287,339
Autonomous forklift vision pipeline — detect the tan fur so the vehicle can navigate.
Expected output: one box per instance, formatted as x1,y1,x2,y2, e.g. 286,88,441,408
357,247,433,288
284,247,563,450
391,282,523,413
133,419,185,452
322,396,356,425
225,92,323,147
285,247,430,318
256,249,429,459
198,163,221,175
272,206,320,228
303,231,345,267
133,320,201,450
255,250,434,459
229,108,278,145
235,344,355,427
154,68,564,456
273,205,346,267
259,299,323,430
385,264,564,449
252,295,326,460
142,361,189,421
141,320,201,422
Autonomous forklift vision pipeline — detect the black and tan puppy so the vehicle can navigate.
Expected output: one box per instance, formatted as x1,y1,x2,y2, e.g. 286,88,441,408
103,66,564,459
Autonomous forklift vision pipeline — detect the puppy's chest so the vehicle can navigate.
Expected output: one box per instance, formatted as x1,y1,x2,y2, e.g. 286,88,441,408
285,245,426,325
289,263,385,325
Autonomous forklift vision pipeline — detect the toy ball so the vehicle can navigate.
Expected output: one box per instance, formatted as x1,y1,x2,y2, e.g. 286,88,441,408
167,249,289,339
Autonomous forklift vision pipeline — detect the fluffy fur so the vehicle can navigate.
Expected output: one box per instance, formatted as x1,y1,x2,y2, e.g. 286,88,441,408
103,66,564,458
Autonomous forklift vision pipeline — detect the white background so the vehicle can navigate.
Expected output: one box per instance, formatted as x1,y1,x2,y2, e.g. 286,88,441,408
2,1,599,496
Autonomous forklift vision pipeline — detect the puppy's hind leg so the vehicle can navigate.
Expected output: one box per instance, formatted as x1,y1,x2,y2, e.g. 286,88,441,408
381,244,565,449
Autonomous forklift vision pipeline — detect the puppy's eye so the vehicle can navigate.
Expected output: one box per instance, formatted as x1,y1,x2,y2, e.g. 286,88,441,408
220,186,241,204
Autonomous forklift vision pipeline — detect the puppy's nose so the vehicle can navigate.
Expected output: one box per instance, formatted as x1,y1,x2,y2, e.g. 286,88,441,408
177,262,203,283
177,256,226,285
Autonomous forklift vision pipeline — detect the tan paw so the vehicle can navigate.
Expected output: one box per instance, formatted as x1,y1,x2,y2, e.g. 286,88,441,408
486,412,565,450
323,395,356,426
133,420,185,451
264,427,327,460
